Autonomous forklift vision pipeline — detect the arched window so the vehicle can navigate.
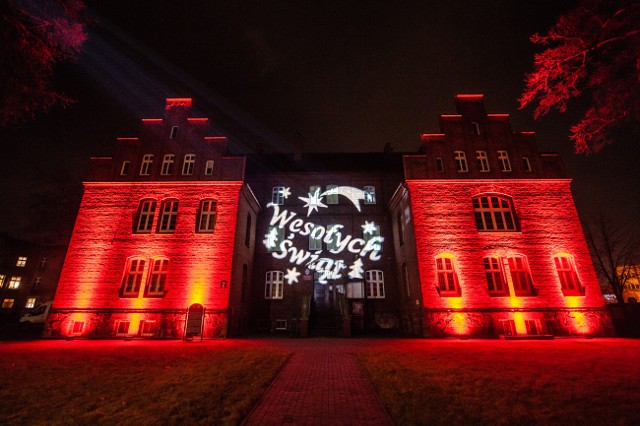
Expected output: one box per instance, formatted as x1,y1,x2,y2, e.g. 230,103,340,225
554,254,585,296
157,199,179,233
508,255,535,296
121,257,146,297
134,199,156,233
435,254,460,296
483,256,508,295
472,194,518,231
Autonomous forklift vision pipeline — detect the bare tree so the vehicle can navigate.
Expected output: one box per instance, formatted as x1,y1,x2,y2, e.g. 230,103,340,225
584,212,640,303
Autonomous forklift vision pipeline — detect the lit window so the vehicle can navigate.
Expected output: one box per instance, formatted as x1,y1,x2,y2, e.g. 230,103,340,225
25,298,36,309
157,199,179,233
205,160,215,175
146,258,168,297
309,225,322,251
471,121,481,135
365,270,385,299
364,186,376,204
32,277,42,290
435,255,460,296
265,271,284,299
2,299,15,309
0,274,5,288
454,151,468,172
121,258,146,297
472,195,518,231
169,125,178,139
70,321,84,336
272,187,286,205
8,276,21,289
182,154,196,175
16,256,27,267
197,199,217,233
508,256,534,296
554,254,584,296
120,161,130,176
265,226,285,252
436,157,444,173
116,321,130,336
476,151,490,172
522,157,532,172
135,199,156,233
160,154,175,176
326,185,338,205
140,154,153,176
483,257,508,295
498,151,511,172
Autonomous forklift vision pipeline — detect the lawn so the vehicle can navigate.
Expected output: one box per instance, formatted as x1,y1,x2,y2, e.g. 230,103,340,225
358,338,640,425
0,340,289,426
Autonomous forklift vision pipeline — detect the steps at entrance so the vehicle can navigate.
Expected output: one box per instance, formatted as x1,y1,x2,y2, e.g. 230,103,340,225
310,309,342,337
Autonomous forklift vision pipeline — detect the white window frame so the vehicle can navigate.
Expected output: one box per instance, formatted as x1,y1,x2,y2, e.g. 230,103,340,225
205,160,215,175
182,154,196,175
25,297,36,309
473,195,518,231
121,258,146,297
483,257,507,295
265,271,284,300
365,270,385,299
8,276,21,289
157,199,179,233
522,157,532,172
508,256,534,296
435,255,460,296
120,161,130,176
140,154,153,176
135,199,156,233
146,258,168,297
498,150,511,172
554,254,583,295
272,187,286,205
454,151,468,173
363,186,376,204
476,151,490,172
197,200,217,233
160,154,175,176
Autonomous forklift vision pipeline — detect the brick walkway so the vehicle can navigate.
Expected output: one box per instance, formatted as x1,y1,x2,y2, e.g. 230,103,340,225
242,339,394,426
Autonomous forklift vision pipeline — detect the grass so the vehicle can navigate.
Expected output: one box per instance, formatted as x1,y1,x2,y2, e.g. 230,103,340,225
0,340,289,426
358,338,640,425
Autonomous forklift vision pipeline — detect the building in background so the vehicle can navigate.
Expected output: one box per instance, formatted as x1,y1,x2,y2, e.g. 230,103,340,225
46,95,612,338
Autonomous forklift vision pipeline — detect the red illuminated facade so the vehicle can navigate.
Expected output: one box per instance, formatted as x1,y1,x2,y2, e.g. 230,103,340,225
47,95,612,338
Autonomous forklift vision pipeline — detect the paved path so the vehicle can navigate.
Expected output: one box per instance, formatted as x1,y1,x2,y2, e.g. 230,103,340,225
242,339,394,426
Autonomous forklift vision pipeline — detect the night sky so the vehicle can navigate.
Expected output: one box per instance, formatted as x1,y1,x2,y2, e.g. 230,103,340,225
1,0,638,242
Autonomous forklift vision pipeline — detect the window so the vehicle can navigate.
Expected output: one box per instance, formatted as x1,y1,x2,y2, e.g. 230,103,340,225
116,321,131,336
403,263,410,298
16,256,27,267
454,151,468,172
436,157,444,173
476,151,490,172
272,187,286,205
498,150,511,172
25,298,36,309
157,199,179,233
169,125,178,139
40,257,47,269
483,257,507,295
197,199,217,233
435,255,460,296
140,154,153,175
121,258,146,297
508,256,534,296
139,320,155,336
135,199,156,233
554,254,584,296
0,274,5,288
364,186,376,204
265,271,284,299
326,224,340,251
245,213,252,247
160,154,175,176
146,258,168,297
275,319,288,330
8,276,21,289
70,321,84,336
365,270,385,299
205,160,214,175
525,319,540,335
32,277,42,290
326,185,339,205
120,161,130,176
182,154,195,175
362,221,382,251
472,195,518,231
265,226,285,252
2,299,15,309
471,121,481,135
309,225,322,251
397,211,405,246
522,157,532,172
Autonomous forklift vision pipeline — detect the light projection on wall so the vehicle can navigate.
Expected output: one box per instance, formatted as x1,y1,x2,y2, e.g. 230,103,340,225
263,186,383,285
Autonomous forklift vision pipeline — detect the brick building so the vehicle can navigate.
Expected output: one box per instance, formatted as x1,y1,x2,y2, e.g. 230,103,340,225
47,95,612,338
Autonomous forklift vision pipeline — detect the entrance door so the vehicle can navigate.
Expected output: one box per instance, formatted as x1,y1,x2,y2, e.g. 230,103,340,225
314,282,329,309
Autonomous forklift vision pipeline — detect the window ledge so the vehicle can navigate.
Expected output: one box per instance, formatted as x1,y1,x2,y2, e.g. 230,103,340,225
514,288,538,297
435,286,461,297
562,287,586,297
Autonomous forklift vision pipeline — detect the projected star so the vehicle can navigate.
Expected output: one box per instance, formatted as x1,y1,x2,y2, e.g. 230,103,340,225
299,187,328,217
282,187,292,199
362,221,377,235
284,267,301,285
